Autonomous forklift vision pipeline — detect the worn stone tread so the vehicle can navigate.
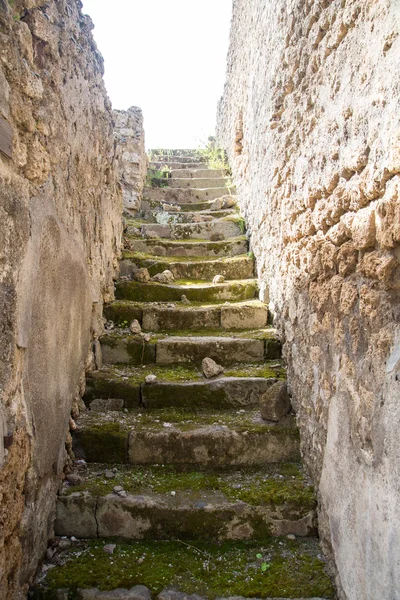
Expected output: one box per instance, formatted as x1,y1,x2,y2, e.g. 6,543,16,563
31,538,334,599
56,463,316,540
171,168,228,178
141,198,236,213
99,328,281,366
119,253,254,282
141,219,243,241
166,177,230,189
104,299,267,329
143,187,232,203
72,409,300,466
127,236,248,257
115,279,258,303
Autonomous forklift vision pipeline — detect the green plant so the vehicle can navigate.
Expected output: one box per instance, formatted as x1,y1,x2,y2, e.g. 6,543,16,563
198,140,230,172
146,169,169,188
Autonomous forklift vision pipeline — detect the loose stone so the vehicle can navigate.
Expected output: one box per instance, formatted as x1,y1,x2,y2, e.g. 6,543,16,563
132,267,151,283
212,274,225,284
104,470,115,479
181,295,191,304
103,543,116,554
202,357,224,378
130,319,142,334
145,374,157,384
66,473,83,486
260,381,291,422
163,203,181,212
152,270,175,284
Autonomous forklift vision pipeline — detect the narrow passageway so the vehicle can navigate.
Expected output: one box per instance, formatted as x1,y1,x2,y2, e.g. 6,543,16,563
31,150,335,599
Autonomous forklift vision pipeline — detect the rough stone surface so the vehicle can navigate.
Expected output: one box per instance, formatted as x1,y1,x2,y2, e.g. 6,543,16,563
130,319,142,334
260,382,291,422
78,586,151,600
114,107,147,215
152,270,175,284
217,1,400,598
0,1,124,594
202,357,224,379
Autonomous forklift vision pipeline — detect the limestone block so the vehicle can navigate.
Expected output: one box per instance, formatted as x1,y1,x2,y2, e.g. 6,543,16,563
260,381,291,422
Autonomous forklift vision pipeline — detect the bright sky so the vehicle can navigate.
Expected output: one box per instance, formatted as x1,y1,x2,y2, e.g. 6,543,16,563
81,0,232,150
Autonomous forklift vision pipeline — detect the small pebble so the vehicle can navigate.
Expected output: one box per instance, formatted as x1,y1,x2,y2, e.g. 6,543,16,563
145,374,157,384
170,491,176,497
103,544,116,555
113,486,124,493
287,534,296,540
181,294,191,305
104,470,115,479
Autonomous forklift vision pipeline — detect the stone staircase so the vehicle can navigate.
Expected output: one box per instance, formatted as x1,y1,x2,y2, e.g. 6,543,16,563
31,150,334,599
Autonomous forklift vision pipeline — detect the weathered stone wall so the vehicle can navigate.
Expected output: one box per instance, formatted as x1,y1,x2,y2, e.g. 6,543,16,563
0,0,122,596
114,106,147,215
217,1,400,598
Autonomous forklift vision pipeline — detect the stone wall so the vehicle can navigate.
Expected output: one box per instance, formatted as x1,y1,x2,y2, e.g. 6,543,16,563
114,106,147,216
217,1,400,598
0,0,122,596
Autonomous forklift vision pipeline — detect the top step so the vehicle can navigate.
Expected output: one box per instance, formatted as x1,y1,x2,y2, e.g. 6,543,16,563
148,149,204,163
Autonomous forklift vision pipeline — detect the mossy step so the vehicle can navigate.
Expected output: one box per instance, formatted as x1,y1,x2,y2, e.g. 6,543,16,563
84,362,286,411
150,161,205,169
166,177,230,189
143,187,229,203
119,253,254,282
84,361,286,407
141,219,243,241
31,538,335,599
143,208,238,225
72,409,300,466
171,168,228,178
115,279,257,304
55,464,316,540
127,236,248,258
104,299,267,330
100,328,281,366
141,198,235,213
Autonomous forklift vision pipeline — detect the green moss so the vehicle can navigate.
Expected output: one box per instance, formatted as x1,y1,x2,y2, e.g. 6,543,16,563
225,361,286,380
63,463,315,512
77,422,128,463
115,279,257,303
33,538,334,599
103,302,143,327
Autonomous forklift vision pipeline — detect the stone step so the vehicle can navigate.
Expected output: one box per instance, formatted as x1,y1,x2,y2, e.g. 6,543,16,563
149,149,202,159
100,328,281,366
55,463,316,540
143,187,231,203
141,219,243,241
115,279,257,304
141,198,235,213
150,161,205,170
167,177,230,189
84,361,286,410
31,537,335,599
142,208,238,224
105,298,266,330
120,253,254,281
124,236,248,257
171,168,228,178
72,409,300,466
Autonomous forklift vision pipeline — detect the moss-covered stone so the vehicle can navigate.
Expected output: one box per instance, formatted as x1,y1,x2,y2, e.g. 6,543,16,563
103,302,143,327
115,280,258,303
31,538,335,599
62,463,315,512
73,421,129,463
120,253,254,281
